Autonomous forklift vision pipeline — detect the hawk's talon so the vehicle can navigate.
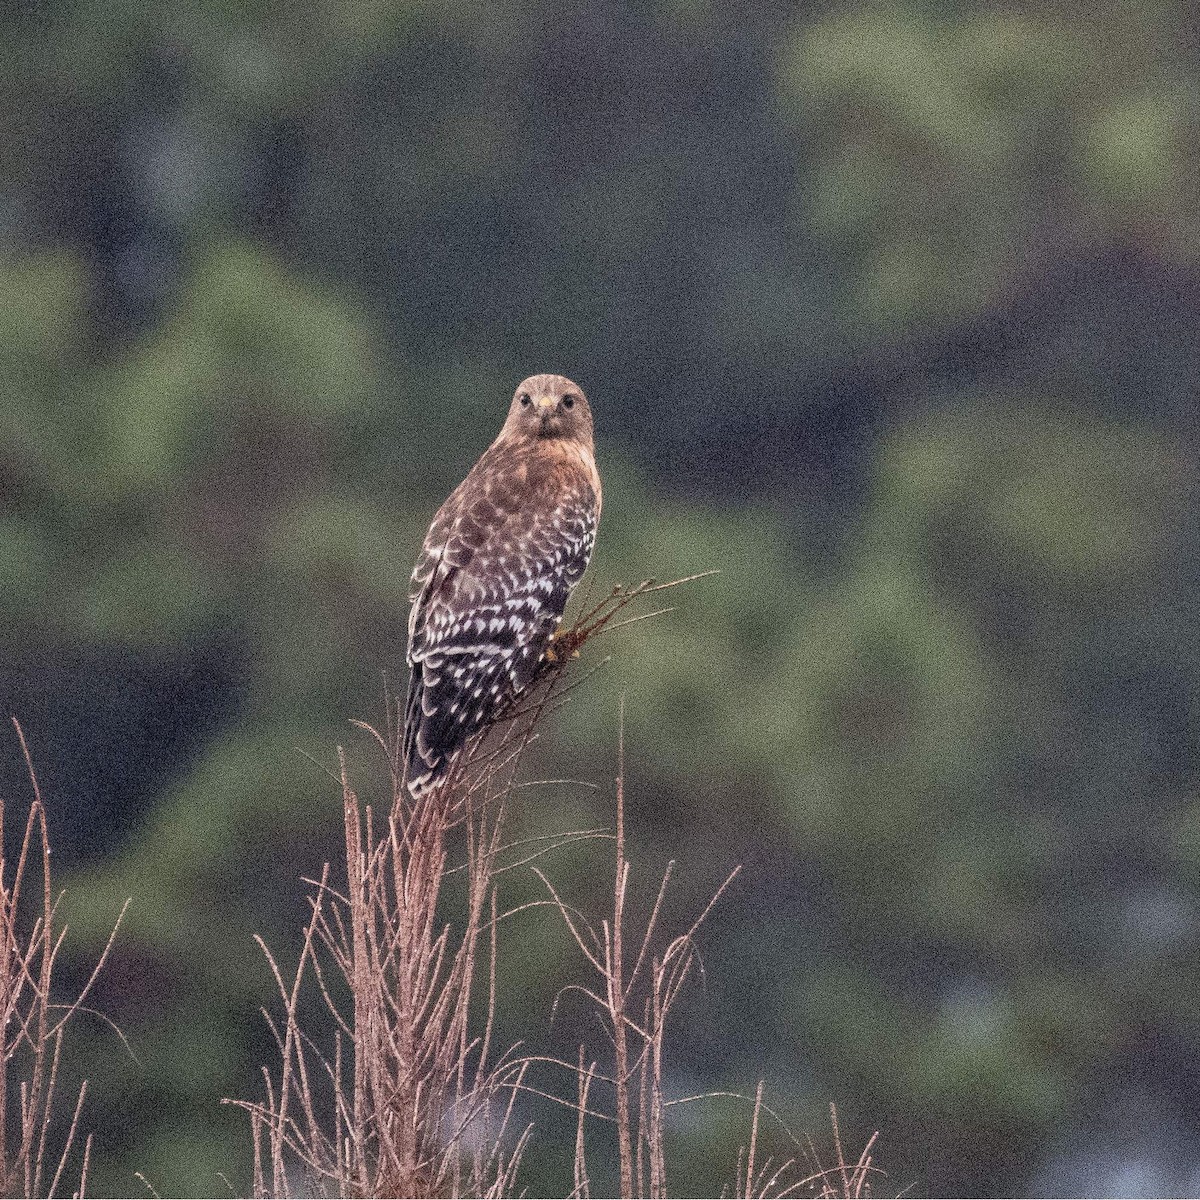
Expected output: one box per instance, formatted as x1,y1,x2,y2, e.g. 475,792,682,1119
546,628,580,663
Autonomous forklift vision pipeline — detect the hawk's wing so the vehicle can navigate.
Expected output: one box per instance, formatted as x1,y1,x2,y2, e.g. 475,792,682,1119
403,447,598,793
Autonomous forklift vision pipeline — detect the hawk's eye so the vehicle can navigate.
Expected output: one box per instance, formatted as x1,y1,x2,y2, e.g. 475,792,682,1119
519,393,532,408
562,395,576,410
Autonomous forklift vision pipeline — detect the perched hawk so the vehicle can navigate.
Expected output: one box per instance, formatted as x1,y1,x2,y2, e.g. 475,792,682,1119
403,373,602,796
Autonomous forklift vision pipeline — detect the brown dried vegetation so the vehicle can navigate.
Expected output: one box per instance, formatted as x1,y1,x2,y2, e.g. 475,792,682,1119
230,578,888,1198
1,720,126,1200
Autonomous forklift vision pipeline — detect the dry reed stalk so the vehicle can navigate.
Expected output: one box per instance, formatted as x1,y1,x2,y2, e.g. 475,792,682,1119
529,724,888,1200
800,1104,882,1200
531,705,740,1200
232,570,893,1199
1,719,127,1199
230,577,708,1198
727,1095,885,1200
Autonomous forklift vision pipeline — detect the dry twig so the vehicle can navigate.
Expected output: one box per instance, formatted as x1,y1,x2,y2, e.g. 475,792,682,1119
229,578,705,1197
230,572,891,1199
2,719,127,1199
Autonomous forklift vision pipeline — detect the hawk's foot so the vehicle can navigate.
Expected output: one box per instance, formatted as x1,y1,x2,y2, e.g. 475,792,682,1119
545,627,580,663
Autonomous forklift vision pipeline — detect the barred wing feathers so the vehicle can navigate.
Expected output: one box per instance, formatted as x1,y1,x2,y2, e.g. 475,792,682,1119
404,442,600,795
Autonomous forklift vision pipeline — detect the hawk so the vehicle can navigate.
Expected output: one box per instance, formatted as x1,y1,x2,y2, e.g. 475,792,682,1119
403,373,602,796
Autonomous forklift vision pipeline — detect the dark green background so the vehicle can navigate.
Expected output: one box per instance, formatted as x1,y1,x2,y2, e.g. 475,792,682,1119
2,2,1199,1195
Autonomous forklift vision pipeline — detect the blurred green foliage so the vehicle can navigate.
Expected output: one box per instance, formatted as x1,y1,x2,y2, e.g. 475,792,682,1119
3,1,1200,1196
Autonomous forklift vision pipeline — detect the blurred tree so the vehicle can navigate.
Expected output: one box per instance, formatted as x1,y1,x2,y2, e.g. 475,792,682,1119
780,0,1200,339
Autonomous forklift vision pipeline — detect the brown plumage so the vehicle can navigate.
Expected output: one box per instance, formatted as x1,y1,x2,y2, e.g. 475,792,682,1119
403,373,602,796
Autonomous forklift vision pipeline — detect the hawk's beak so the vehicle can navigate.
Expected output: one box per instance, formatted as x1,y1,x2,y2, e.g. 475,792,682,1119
535,398,555,415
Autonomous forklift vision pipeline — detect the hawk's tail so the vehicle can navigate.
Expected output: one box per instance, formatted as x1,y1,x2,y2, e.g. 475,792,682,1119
402,663,448,797
403,654,505,798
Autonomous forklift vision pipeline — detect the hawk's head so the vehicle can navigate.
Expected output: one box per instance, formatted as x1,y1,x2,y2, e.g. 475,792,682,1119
502,373,593,445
